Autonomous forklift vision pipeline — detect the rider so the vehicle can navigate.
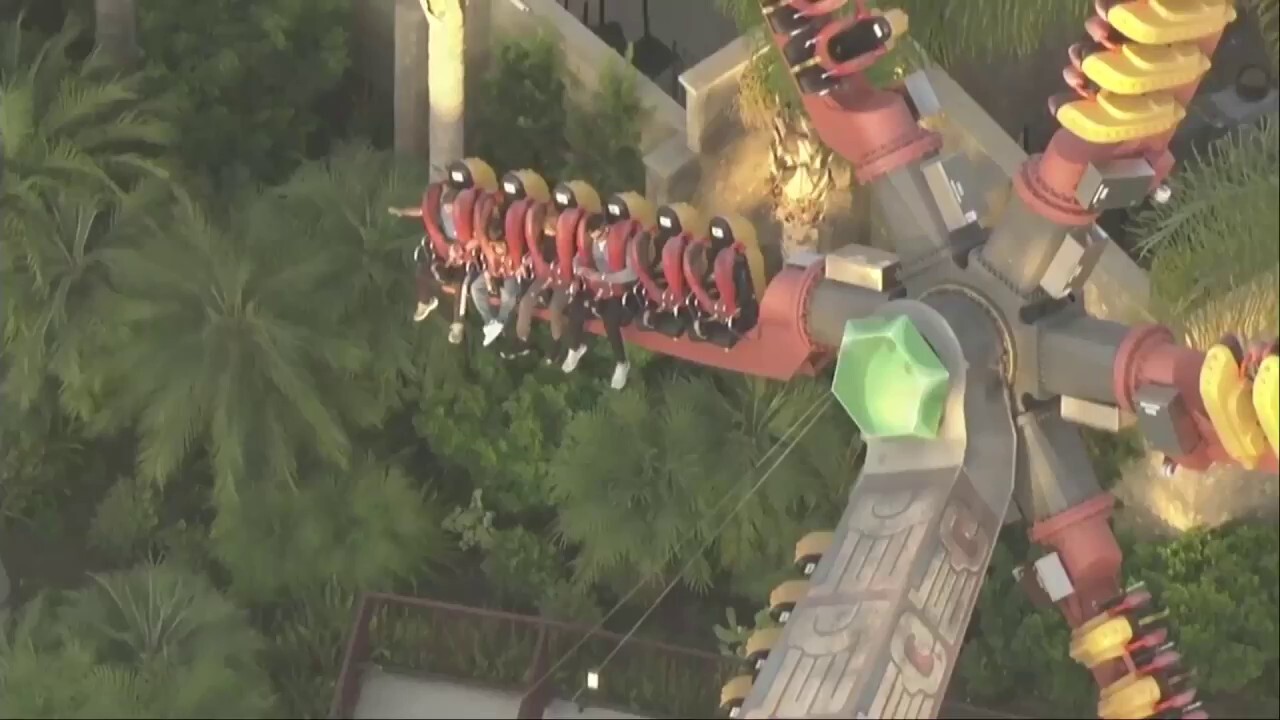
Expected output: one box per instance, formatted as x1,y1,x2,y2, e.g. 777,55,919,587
510,207,570,359
388,186,471,344
470,200,521,347
561,214,636,390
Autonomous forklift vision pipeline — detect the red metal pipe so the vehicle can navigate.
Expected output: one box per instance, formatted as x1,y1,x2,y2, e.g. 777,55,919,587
1028,493,1128,688
1113,324,1280,472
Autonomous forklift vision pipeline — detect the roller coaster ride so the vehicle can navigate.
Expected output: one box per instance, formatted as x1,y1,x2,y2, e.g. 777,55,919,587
396,1,1278,717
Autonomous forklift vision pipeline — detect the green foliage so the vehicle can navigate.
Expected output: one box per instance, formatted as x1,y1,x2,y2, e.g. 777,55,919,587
88,145,423,502
1244,0,1279,70
210,457,447,604
472,34,570,178
1134,118,1280,327
409,331,601,513
547,375,855,596
0,394,89,530
955,539,1095,716
1,16,177,413
712,605,776,659
129,0,351,180
473,34,647,190
564,56,647,193
1124,523,1280,697
88,475,161,562
443,490,598,621
0,561,277,717
257,582,358,719
1083,427,1145,490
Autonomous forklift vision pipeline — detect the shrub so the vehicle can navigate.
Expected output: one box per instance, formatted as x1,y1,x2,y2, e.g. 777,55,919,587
564,54,646,194
133,0,352,182
472,33,570,178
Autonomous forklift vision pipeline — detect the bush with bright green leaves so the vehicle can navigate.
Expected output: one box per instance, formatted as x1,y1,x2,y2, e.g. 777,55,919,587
133,0,352,182
472,33,570,179
1124,523,1280,699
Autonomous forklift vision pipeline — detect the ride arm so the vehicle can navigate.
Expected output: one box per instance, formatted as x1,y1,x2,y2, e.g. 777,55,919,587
981,5,1226,294
1038,314,1279,474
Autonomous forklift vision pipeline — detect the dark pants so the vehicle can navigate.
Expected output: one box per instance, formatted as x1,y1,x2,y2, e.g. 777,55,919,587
416,259,468,324
565,294,627,364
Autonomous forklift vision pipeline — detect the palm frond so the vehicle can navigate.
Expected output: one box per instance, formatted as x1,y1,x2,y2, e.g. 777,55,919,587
1133,117,1280,318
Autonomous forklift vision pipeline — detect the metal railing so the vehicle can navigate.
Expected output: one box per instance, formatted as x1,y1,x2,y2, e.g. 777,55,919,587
330,593,738,719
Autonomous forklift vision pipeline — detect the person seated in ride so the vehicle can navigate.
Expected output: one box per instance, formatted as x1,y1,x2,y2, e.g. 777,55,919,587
633,203,701,336
388,185,472,344
509,206,576,360
468,199,522,347
690,215,765,348
560,215,636,390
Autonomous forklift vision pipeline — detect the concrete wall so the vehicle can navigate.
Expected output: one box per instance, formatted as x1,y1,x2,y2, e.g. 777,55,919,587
678,35,766,154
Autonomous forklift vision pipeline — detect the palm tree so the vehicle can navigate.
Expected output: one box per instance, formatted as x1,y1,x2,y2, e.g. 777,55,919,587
1,16,175,413
0,16,174,229
94,0,140,68
394,0,429,159
1133,118,1279,349
423,0,467,178
3,184,172,417
209,456,448,604
0,561,277,717
87,175,390,502
546,374,857,597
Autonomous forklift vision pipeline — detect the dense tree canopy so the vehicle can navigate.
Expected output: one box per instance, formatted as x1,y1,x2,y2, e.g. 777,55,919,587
0,561,277,718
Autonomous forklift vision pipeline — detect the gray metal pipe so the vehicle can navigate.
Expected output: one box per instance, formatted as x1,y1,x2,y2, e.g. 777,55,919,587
980,194,1074,295
804,280,895,348
1037,312,1130,405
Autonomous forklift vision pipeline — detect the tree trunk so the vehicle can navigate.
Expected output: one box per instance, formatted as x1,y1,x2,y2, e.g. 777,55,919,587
426,0,466,181
94,0,139,68
394,0,430,160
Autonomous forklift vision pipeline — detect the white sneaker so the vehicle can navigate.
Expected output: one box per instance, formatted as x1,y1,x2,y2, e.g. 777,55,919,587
413,298,439,323
448,322,465,345
482,321,504,347
562,345,588,373
610,362,630,390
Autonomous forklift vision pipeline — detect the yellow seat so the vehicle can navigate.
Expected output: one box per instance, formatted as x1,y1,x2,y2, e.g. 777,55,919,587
720,675,754,717
1069,616,1136,669
1056,91,1185,143
1253,354,1279,456
1200,343,1269,468
1106,0,1236,45
1098,674,1161,719
1081,42,1210,95
461,158,499,193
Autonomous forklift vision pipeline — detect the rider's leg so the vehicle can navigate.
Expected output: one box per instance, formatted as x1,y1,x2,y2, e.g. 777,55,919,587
561,293,591,374
599,297,630,390
447,268,472,345
414,262,441,322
